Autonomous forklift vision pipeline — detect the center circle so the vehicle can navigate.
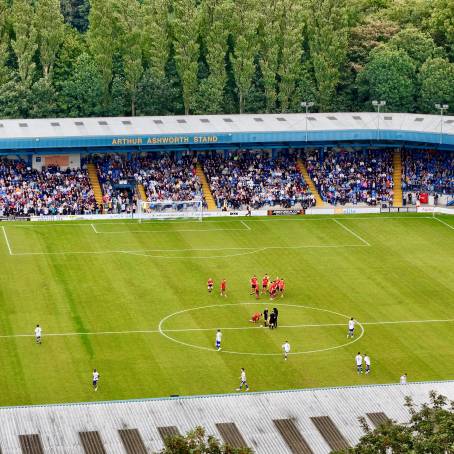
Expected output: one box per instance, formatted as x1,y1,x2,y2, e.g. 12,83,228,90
158,303,365,356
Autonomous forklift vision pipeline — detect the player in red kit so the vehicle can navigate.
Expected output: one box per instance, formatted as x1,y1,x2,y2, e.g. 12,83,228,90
262,274,269,294
255,285,260,299
250,312,262,323
278,278,285,298
269,281,277,300
207,278,214,293
250,275,258,295
220,279,227,297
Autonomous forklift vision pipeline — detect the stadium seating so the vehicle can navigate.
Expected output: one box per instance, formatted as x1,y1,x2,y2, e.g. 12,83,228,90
303,150,394,206
402,150,453,195
94,154,203,212
0,159,97,216
200,152,315,210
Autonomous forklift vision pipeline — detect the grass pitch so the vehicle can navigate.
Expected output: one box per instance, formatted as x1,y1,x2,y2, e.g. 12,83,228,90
0,213,453,406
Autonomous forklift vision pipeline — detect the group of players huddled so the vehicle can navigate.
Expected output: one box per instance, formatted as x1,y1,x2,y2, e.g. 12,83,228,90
207,274,285,300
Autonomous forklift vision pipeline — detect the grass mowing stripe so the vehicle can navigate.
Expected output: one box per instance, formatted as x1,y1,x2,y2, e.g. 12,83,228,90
2,318,454,339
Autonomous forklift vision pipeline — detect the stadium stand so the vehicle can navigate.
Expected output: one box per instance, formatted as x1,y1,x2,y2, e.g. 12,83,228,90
303,149,395,206
200,152,315,210
1,381,453,453
402,150,454,195
0,159,97,216
0,148,453,217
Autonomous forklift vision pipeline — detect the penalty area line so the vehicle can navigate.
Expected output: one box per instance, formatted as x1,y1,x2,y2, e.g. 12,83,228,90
2,226,13,255
432,216,454,231
333,219,371,246
2,318,454,340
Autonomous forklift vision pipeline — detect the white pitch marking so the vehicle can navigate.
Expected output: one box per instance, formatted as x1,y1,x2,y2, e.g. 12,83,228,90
93,227,249,234
3,215,435,228
433,216,454,231
240,220,251,231
333,219,371,246
90,223,98,233
7,243,367,258
1,317,454,340
2,226,13,255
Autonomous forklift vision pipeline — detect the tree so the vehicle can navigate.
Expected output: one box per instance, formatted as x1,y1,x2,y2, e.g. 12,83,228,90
277,0,304,112
136,66,184,116
418,58,454,113
28,78,59,118
428,0,454,59
258,0,279,112
0,0,10,84
197,0,233,114
35,0,65,79
388,27,443,68
348,18,400,73
230,0,261,113
114,0,144,116
357,46,416,112
60,0,90,33
170,0,200,115
142,0,170,82
305,0,350,111
58,53,104,117
160,426,253,454
11,0,38,87
333,392,454,453
53,26,87,85
87,0,118,107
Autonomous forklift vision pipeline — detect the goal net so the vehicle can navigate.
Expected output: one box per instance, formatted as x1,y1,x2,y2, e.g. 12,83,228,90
136,199,204,222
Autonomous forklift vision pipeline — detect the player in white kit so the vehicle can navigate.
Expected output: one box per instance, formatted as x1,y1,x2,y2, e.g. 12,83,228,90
355,352,363,374
347,318,355,338
236,368,249,391
35,324,42,344
364,354,371,374
215,329,222,351
282,341,291,360
92,369,100,391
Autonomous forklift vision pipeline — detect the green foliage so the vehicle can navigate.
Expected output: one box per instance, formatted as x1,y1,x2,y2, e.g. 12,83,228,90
305,0,349,111
419,58,454,114
11,0,38,87
170,0,200,114
0,0,453,118
160,426,253,453
334,392,454,453
60,0,90,32
35,0,65,79
58,52,104,116
357,46,415,112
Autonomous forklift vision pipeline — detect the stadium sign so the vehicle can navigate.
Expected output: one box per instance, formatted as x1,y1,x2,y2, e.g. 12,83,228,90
267,209,303,216
111,135,220,146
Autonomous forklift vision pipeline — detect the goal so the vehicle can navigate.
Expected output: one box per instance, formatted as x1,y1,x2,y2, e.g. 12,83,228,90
136,199,204,222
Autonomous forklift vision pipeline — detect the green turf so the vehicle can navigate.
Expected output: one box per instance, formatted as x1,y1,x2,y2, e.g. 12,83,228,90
0,213,453,406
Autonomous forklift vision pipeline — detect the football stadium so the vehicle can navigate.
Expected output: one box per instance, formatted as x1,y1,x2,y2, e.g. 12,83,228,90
0,112,452,452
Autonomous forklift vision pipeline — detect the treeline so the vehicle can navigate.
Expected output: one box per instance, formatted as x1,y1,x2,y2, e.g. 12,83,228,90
0,0,453,119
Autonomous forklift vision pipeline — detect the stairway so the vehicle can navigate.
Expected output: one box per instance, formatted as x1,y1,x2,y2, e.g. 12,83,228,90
195,162,217,211
392,150,403,207
296,158,324,207
137,183,147,201
87,163,103,205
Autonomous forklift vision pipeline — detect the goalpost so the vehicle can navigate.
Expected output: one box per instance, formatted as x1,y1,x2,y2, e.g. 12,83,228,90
136,199,204,222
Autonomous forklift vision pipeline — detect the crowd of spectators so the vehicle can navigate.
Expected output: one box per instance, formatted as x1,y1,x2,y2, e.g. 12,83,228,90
1,149,452,217
402,150,453,195
0,159,97,216
94,153,202,213
201,152,315,210
304,150,394,206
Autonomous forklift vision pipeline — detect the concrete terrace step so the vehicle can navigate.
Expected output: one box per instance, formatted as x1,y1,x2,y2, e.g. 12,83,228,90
196,163,217,211
296,158,324,207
